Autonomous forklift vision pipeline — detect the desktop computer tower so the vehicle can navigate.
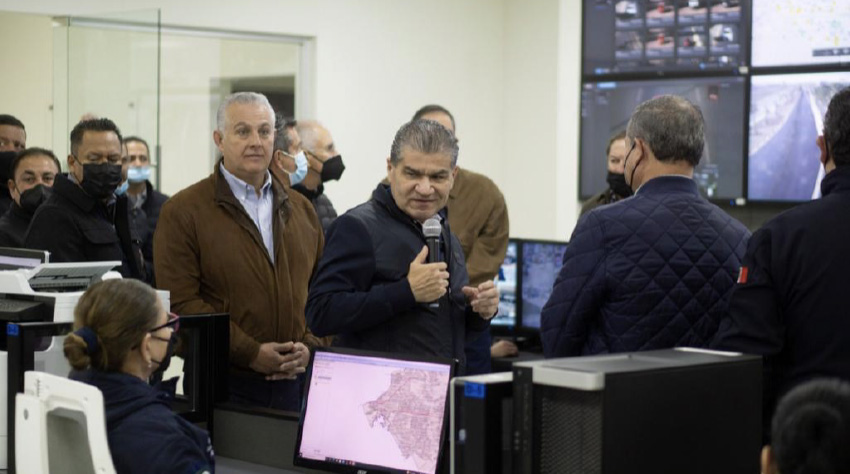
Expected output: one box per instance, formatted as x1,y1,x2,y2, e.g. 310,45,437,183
450,372,513,474
512,348,762,474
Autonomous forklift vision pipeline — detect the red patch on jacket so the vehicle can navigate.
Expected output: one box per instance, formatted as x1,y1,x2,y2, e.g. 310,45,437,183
737,266,748,284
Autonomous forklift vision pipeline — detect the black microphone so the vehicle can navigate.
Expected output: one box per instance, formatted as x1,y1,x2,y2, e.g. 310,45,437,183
423,217,442,308
423,217,442,264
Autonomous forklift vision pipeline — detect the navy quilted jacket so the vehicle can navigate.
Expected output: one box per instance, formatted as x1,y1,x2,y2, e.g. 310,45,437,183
541,176,750,358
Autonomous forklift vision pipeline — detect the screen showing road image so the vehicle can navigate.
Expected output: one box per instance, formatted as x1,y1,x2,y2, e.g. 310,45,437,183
583,0,748,76
297,351,452,474
748,72,850,201
492,241,518,328
580,76,746,200
521,241,568,330
752,0,850,67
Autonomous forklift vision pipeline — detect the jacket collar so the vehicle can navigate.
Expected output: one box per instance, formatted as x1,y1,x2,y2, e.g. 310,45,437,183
53,173,100,213
821,166,850,197
634,175,700,198
9,201,32,221
292,182,324,201
214,159,290,217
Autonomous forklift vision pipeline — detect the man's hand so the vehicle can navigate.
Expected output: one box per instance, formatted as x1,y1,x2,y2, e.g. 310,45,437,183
249,342,306,380
462,280,499,319
407,246,450,303
491,339,519,358
264,342,311,381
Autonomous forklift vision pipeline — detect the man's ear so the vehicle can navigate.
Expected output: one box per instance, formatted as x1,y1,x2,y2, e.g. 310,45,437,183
213,130,223,151
140,333,153,366
386,157,393,181
817,135,830,167
761,446,777,474
7,179,16,197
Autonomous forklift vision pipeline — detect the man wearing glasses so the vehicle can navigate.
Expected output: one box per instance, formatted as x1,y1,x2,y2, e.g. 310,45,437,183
24,118,145,280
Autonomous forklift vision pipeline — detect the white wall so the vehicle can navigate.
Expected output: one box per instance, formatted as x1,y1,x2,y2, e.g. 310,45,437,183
0,0,584,240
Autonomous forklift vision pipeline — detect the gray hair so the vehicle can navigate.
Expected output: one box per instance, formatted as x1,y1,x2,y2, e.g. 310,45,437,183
273,113,297,153
390,119,459,167
625,95,705,166
295,120,322,153
216,92,275,132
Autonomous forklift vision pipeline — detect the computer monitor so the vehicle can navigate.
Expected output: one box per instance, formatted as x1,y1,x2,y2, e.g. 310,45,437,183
752,0,850,68
579,76,747,201
582,0,749,77
294,348,456,474
0,248,48,271
520,240,568,331
748,71,850,201
491,239,519,330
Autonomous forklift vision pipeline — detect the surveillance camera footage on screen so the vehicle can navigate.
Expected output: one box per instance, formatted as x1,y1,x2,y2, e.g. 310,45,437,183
584,0,748,76
748,72,850,201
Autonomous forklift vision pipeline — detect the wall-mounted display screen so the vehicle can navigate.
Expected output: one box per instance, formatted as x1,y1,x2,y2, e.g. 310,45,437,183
748,72,850,201
580,76,746,200
583,0,748,76
752,0,850,67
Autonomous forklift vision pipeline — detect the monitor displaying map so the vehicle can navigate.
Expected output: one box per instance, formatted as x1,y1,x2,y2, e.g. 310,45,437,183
521,240,568,330
752,0,850,67
748,71,850,201
492,240,519,328
295,349,454,474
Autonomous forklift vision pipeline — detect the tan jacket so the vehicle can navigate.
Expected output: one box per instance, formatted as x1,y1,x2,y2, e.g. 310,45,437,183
154,164,324,371
447,168,509,286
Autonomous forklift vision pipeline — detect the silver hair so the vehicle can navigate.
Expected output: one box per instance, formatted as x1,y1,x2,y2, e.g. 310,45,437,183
390,119,459,167
295,120,323,153
625,95,705,166
216,92,275,132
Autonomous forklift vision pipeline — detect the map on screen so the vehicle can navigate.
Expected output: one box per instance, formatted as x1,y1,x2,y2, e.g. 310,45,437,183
521,241,568,330
297,351,452,474
752,0,850,67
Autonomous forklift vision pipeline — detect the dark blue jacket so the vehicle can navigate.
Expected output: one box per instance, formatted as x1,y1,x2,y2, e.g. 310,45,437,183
71,370,214,474
542,176,750,357
306,184,490,373
712,166,850,428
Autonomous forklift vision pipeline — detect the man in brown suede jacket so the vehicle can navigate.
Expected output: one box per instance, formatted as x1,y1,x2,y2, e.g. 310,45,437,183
154,92,324,411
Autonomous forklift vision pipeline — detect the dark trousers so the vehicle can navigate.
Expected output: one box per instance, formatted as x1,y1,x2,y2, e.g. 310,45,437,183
228,373,302,412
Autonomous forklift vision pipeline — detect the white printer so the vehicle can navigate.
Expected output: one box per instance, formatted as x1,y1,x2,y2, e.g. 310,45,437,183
0,260,170,469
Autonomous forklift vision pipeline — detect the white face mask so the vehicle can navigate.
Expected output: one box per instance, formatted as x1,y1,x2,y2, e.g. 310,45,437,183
288,150,309,186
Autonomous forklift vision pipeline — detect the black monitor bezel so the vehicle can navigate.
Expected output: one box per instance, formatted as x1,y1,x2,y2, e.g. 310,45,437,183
292,346,458,474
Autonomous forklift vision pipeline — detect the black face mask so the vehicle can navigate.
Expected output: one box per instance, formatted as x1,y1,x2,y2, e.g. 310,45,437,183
151,332,178,377
321,155,345,182
79,162,122,199
0,151,16,183
606,172,634,198
19,184,52,214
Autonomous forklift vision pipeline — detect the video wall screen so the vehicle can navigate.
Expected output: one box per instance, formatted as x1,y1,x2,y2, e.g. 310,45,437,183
521,241,568,330
748,72,850,201
752,0,850,68
580,76,746,200
583,0,748,77
492,240,518,328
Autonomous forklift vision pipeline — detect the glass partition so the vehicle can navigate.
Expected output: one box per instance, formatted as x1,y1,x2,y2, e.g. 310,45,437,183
52,10,161,186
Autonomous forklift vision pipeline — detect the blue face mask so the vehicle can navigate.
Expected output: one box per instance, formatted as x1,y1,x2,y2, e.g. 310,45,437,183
288,150,309,186
114,180,129,196
127,166,152,184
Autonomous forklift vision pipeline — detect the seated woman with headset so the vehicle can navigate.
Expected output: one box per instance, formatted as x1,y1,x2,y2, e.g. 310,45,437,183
762,379,850,474
64,279,214,474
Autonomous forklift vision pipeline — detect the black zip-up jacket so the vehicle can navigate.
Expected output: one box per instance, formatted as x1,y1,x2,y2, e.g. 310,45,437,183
713,166,850,433
0,202,32,247
23,174,145,280
306,184,489,373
